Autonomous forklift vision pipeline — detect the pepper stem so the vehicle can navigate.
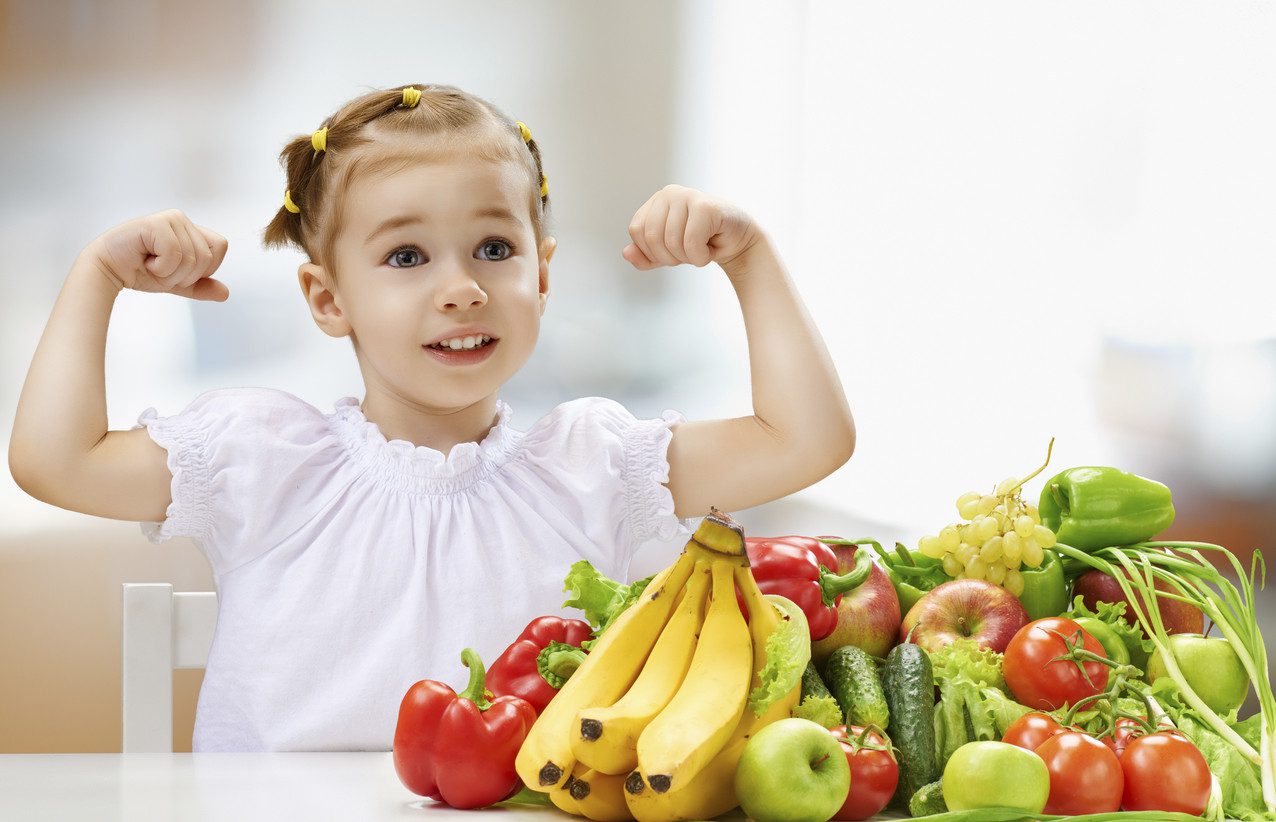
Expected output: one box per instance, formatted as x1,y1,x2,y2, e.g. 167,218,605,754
818,549,873,606
459,647,493,710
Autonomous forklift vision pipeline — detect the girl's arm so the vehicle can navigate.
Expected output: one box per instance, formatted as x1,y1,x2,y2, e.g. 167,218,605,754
9,210,229,522
622,186,855,520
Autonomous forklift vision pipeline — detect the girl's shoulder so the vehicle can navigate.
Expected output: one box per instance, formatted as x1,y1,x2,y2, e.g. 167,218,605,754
137,386,335,449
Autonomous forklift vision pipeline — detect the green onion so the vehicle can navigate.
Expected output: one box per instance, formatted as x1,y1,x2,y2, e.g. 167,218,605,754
1052,540,1276,815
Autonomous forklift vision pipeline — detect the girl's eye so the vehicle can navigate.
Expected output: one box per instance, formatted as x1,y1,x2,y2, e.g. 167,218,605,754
478,239,514,261
388,246,424,268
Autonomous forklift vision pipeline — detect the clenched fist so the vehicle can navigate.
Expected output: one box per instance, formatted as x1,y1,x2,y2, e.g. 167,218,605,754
622,185,760,272
85,209,230,301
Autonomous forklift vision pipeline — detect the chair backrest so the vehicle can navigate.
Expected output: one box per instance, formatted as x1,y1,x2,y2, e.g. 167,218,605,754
121,583,217,753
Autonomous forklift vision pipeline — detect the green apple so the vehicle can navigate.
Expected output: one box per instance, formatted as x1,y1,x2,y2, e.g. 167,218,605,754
942,741,1048,814
1147,634,1249,715
735,717,851,822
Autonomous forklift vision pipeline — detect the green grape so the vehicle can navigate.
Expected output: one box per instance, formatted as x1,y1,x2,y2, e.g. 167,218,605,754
1021,537,1043,568
1014,515,1035,538
939,525,961,552
1004,569,1025,596
994,476,1019,496
1003,531,1023,563
987,562,1007,586
977,495,998,516
918,534,946,558
956,491,982,520
1032,524,1057,549
966,556,989,579
1002,553,1023,570
976,516,999,542
941,554,962,578
979,535,1004,563
1024,503,1041,523
954,542,976,566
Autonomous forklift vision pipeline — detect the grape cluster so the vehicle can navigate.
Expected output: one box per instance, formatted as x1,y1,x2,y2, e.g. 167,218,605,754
917,475,1058,596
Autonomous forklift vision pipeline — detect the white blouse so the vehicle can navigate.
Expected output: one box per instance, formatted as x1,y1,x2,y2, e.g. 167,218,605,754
132,387,698,752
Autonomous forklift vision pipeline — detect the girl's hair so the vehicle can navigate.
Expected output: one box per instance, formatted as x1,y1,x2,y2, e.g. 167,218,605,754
261,83,550,283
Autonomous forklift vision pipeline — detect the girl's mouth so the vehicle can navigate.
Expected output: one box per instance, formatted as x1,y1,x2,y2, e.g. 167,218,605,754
422,337,499,366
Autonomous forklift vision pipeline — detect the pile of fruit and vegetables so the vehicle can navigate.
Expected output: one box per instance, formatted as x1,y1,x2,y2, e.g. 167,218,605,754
390,443,1276,822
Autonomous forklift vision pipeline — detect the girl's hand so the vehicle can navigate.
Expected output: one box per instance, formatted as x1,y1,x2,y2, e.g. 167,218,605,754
84,209,230,301
622,185,760,272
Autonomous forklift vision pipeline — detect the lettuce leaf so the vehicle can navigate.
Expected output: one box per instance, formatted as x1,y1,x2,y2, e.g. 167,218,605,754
792,695,844,729
933,673,1033,768
929,637,1006,692
747,594,811,716
561,560,654,649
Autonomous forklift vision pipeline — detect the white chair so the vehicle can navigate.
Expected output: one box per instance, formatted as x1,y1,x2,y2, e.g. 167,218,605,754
121,583,218,753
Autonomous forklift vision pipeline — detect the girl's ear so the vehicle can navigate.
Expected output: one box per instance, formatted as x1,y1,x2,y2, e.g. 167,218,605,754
298,261,353,338
538,236,555,313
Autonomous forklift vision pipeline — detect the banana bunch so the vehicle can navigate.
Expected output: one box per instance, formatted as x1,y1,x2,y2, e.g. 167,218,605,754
515,508,802,822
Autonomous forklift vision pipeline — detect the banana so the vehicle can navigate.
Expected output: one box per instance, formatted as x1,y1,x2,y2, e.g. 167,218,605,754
632,557,753,794
624,564,802,822
571,556,712,775
515,544,699,792
567,765,636,821
549,773,584,816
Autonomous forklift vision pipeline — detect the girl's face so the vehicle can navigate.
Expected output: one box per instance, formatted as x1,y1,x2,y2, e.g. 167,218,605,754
300,152,553,413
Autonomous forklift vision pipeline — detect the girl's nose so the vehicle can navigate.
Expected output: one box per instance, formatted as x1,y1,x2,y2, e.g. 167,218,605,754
434,268,487,310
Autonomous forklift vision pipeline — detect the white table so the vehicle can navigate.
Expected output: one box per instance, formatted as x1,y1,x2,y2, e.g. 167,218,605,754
0,753,907,821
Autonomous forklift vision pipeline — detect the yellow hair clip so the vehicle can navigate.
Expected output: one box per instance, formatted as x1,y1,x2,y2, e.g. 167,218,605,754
402,86,422,108
540,174,548,198
283,189,300,214
516,121,532,144
311,127,328,154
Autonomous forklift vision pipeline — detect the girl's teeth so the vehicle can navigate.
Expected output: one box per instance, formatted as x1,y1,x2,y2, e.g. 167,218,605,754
433,335,491,350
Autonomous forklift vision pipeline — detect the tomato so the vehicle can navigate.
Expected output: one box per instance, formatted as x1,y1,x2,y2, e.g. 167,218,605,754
1003,617,1110,710
1119,732,1211,815
829,725,899,821
1100,717,1144,757
1001,711,1067,751
1035,730,1124,815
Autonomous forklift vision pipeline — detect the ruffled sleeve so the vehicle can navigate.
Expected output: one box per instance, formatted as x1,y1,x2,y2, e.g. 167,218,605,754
132,387,342,576
525,397,701,576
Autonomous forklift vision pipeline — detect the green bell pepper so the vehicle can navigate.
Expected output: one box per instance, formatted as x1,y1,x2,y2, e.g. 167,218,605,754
1037,466,1175,551
867,542,948,616
1015,549,1068,621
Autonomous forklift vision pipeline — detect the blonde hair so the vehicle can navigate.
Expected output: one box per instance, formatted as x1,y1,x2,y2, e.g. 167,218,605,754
261,83,551,283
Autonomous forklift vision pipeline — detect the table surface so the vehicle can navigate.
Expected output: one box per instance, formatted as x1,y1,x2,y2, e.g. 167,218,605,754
0,752,909,822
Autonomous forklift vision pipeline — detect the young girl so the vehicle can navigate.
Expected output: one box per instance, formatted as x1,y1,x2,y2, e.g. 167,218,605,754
9,83,856,753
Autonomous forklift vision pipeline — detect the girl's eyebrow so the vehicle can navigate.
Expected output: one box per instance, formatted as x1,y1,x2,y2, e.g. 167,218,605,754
364,207,521,246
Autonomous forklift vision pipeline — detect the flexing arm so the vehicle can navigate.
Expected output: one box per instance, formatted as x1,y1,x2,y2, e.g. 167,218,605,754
9,210,229,522
622,186,855,519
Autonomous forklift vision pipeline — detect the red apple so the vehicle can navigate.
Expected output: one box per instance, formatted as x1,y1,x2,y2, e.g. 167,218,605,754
810,540,901,666
900,578,1030,654
1072,570,1203,635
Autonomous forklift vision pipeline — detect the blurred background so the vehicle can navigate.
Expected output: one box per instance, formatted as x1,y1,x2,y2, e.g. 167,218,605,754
2,0,1274,752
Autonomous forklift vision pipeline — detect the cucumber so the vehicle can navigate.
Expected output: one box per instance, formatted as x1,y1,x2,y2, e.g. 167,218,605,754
800,659,834,703
882,642,938,809
822,645,889,730
908,780,946,817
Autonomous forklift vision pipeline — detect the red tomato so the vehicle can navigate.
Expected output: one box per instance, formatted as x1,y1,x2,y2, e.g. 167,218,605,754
1120,732,1211,815
829,725,899,821
1002,711,1067,751
1100,717,1143,757
1035,730,1124,815
1003,617,1110,710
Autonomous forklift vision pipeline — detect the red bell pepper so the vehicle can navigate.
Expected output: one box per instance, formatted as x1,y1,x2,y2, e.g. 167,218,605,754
393,648,537,809
739,535,874,641
485,616,593,714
